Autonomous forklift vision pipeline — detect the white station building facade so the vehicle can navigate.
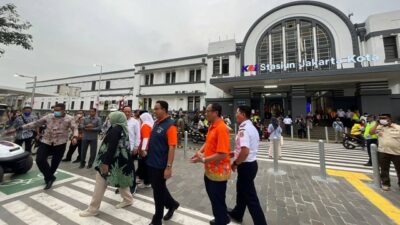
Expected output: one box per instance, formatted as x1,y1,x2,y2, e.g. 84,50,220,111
30,1,400,120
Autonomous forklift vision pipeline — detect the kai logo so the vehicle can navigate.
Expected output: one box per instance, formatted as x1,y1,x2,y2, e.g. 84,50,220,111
242,64,258,72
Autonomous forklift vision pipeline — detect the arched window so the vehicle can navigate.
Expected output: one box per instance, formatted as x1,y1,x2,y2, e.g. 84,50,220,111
257,18,334,73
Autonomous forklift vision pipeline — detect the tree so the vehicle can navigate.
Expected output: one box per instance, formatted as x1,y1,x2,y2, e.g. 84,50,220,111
0,3,33,57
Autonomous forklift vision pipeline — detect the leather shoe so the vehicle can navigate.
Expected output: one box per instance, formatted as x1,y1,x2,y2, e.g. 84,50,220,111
61,158,71,162
87,164,92,169
209,218,231,225
163,202,179,221
79,164,85,169
44,177,56,190
227,208,243,223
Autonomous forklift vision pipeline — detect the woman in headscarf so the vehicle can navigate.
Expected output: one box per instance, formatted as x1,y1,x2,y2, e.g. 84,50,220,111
268,117,283,159
80,111,134,217
136,112,154,188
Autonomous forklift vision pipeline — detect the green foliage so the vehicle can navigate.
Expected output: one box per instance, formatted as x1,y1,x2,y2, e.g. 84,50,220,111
0,3,33,56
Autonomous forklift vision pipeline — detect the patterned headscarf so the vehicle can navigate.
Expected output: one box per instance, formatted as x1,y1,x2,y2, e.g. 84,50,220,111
108,111,128,135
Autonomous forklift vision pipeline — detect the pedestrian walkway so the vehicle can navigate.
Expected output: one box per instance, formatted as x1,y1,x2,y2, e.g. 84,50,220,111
0,176,239,225
258,139,396,175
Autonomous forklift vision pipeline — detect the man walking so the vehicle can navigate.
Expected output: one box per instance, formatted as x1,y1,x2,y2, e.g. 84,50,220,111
147,100,179,225
283,115,292,136
191,103,231,225
80,108,102,169
332,118,344,143
228,105,268,225
123,106,140,194
370,114,400,191
12,106,38,152
62,110,84,162
6,103,78,189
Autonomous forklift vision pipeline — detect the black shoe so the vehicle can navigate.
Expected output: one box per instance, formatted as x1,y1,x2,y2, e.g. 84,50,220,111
364,162,372,166
87,165,92,169
115,189,120,194
209,218,231,225
44,177,56,190
79,164,85,169
61,158,71,162
72,159,80,163
163,203,179,221
227,208,243,223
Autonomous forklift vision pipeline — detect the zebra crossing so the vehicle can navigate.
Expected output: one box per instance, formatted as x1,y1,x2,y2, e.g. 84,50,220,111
257,139,397,175
0,175,239,225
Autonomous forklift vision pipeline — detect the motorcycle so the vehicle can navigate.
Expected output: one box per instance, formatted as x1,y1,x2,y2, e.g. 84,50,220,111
342,133,364,149
191,127,207,144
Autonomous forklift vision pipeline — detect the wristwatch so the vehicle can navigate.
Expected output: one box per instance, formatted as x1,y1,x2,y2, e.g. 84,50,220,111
166,164,172,168
201,157,206,163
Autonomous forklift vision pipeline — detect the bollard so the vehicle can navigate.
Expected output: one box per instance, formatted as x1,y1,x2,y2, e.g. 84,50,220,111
370,144,381,189
325,126,329,143
307,126,311,142
273,137,279,173
234,123,238,135
318,140,327,180
184,131,188,158
291,125,294,140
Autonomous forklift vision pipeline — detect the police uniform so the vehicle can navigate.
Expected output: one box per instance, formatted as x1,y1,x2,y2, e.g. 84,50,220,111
229,119,268,225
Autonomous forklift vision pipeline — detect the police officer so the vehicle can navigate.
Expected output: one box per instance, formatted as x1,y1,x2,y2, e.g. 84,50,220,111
228,105,268,225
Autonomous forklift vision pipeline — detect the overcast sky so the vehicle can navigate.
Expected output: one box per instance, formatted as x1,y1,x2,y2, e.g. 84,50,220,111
0,0,399,88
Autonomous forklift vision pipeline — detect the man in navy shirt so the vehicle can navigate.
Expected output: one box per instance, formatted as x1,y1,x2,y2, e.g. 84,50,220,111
147,100,179,225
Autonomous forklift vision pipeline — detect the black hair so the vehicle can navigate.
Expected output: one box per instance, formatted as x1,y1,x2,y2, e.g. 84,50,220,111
90,108,97,112
55,103,66,110
122,106,132,110
139,110,148,115
237,105,251,119
210,103,222,117
156,100,168,113
380,114,392,118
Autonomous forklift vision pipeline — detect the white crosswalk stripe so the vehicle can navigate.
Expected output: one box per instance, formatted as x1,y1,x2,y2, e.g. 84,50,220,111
257,140,396,175
0,178,240,225
3,200,58,225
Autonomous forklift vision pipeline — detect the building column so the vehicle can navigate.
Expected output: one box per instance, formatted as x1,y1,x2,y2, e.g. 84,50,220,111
291,85,307,118
356,81,392,116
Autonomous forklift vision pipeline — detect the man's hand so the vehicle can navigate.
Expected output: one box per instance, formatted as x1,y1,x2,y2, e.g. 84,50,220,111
3,128,17,136
100,164,109,175
164,168,172,179
71,137,78,145
190,151,204,163
231,163,237,172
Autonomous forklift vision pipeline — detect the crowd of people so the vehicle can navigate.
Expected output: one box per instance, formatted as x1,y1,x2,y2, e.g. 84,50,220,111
2,102,400,224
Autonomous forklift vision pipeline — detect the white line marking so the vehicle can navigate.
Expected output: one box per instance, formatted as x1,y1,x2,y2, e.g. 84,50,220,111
3,200,58,225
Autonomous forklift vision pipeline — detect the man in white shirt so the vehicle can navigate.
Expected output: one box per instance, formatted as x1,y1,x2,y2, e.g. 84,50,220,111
283,116,293,136
228,105,267,225
123,106,141,194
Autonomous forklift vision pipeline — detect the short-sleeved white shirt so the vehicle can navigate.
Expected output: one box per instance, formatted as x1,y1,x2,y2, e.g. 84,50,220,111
234,120,259,162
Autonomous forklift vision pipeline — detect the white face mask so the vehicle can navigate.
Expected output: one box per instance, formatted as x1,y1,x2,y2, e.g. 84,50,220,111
380,119,389,126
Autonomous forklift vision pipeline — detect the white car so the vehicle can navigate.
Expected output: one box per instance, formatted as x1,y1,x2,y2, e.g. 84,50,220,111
0,140,33,183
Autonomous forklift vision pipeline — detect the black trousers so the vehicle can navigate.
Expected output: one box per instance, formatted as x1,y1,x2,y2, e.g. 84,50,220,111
298,129,306,138
65,139,82,161
137,156,150,185
148,166,178,225
15,137,33,152
204,175,230,225
285,124,291,135
378,152,400,187
130,159,137,193
80,139,98,166
36,143,66,182
366,139,378,164
231,161,267,225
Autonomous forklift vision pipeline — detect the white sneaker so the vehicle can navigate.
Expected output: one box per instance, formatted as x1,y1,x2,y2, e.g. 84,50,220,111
138,183,151,189
382,185,390,191
115,201,132,209
79,210,98,217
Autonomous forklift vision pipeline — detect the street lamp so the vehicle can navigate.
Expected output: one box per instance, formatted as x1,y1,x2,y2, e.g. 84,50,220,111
93,64,103,109
14,73,37,108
